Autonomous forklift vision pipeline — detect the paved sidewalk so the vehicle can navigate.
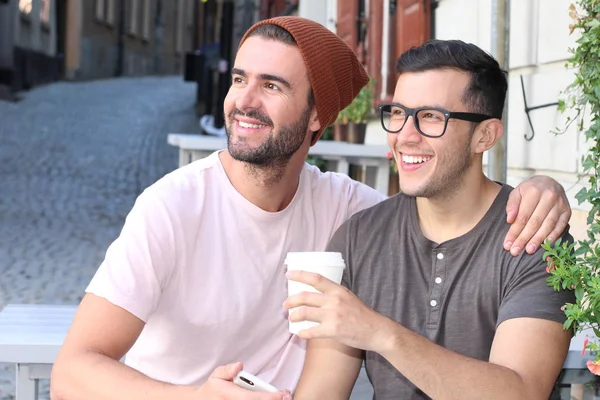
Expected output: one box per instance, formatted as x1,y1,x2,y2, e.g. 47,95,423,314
0,76,197,399
351,368,373,399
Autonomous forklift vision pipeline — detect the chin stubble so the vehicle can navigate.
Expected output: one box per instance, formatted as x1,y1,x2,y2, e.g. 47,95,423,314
225,106,312,184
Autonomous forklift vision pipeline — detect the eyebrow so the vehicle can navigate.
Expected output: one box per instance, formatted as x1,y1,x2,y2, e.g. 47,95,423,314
231,68,292,90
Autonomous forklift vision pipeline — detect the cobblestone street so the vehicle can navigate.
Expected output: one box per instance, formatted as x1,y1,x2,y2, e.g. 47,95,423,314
0,76,198,399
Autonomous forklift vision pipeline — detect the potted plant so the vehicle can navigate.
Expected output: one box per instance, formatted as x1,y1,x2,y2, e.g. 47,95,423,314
333,107,349,142
544,0,600,378
344,79,375,144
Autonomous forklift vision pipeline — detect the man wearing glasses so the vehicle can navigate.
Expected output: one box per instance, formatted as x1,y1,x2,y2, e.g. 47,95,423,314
288,39,574,400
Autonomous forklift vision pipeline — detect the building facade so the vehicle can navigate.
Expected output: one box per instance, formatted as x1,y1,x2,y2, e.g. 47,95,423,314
66,0,202,80
300,0,432,104
0,0,62,92
0,0,202,92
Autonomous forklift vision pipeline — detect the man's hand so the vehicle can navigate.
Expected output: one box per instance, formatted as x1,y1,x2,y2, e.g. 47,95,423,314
504,175,571,256
195,362,291,400
283,271,393,353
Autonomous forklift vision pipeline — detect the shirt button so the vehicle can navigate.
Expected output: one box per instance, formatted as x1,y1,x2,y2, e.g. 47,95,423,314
430,300,438,307
435,277,442,284
437,253,444,260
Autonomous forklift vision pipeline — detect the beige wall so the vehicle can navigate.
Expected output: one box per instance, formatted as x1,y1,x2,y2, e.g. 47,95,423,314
65,0,197,79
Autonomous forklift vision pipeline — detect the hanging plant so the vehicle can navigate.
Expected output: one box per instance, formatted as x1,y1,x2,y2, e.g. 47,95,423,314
544,1,600,375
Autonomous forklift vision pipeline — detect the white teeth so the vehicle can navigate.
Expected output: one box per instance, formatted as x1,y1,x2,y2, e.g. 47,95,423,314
402,155,432,164
239,121,266,129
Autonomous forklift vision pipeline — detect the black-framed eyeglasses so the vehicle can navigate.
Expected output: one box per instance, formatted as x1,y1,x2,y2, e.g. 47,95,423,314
378,103,494,138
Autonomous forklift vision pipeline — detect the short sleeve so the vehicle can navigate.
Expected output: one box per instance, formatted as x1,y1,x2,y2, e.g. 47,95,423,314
326,218,354,291
497,230,576,328
346,182,386,221
86,188,176,322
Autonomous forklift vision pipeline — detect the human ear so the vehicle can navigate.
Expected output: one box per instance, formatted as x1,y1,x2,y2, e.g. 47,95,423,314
473,119,504,154
308,109,321,133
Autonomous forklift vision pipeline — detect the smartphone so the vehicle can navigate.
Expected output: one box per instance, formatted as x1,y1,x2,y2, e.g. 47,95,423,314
233,370,279,393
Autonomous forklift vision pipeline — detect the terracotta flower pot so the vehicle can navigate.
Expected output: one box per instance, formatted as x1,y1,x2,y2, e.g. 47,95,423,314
333,123,348,141
347,122,367,144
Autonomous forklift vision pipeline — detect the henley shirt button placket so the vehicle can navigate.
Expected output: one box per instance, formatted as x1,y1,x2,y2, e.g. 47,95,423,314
428,251,445,327
431,252,444,301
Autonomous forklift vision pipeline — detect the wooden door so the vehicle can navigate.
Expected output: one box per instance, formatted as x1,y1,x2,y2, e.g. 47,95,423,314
395,0,430,58
383,0,430,99
367,0,383,101
337,0,359,52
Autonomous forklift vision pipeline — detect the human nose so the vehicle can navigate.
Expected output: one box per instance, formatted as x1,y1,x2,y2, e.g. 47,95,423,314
235,84,261,111
397,114,423,143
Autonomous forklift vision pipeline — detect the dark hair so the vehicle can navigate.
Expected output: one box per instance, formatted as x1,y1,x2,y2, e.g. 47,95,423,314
395,39,508,119
247,24,315,109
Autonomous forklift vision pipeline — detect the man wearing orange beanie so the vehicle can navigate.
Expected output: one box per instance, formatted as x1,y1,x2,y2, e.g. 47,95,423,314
52,16,570,400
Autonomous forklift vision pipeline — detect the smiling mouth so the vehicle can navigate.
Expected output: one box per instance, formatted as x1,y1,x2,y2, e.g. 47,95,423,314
401,154,433,164
238,120,268,129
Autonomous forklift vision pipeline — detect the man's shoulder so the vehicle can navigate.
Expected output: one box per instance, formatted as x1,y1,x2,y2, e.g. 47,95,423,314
144,152,222,199
352,192,411,218
338,193,411,234
302,163,387,210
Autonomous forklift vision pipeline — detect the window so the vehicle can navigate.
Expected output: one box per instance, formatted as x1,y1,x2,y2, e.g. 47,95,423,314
96,0,115,25
19,0,32,15
40,0,50,24
142,0,152,40
95,0,105,20
106,0,115,24
128,0,139,35
175,0,185,53
19,0,51,24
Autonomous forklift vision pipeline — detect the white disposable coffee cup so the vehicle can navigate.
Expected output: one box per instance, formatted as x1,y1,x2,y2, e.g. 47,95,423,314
285,252,346,335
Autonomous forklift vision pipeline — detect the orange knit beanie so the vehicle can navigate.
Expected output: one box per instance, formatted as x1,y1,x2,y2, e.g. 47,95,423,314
240,16,369,143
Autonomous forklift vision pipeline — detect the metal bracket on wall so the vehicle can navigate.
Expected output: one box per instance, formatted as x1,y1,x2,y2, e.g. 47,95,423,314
520,75,559,141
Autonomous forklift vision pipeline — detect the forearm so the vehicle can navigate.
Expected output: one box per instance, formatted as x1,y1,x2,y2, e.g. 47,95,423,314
379,323,540,400
294,339,363,400
51,350,197,400
294,373,358,400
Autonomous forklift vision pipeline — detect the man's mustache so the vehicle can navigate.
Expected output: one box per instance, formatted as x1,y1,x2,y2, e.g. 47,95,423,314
230,109,273,127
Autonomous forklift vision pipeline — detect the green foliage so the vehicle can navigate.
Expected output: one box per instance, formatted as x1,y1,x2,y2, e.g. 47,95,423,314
320,125,333,141
545,1,600,368
306,155,328,172
336,104,349,124
306,126,331,172
337,79,375,125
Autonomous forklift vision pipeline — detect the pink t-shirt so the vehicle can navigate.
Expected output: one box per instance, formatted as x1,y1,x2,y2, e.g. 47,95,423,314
86,151,385,392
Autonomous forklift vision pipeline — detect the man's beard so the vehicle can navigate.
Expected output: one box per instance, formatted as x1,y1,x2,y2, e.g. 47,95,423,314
400,133,474,199
225,106,311,170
